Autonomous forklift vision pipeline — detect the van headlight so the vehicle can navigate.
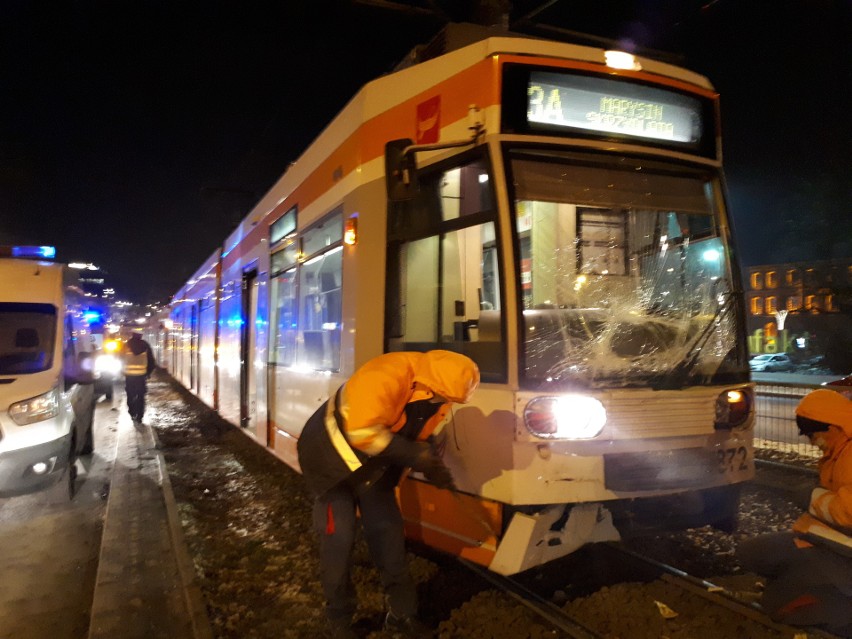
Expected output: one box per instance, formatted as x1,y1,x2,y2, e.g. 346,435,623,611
95,354,121,375
523,395,607,439
9,387,60,425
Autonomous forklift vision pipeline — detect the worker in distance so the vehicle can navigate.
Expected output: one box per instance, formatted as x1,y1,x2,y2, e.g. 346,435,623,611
122,328,157,424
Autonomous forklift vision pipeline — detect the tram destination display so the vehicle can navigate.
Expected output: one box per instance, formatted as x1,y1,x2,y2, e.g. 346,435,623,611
526,71,703,144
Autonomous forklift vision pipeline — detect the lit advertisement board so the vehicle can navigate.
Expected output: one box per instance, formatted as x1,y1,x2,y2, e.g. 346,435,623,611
527,71,703,144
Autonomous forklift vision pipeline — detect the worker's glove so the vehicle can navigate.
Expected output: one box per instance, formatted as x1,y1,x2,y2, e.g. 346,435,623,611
411,446,455,490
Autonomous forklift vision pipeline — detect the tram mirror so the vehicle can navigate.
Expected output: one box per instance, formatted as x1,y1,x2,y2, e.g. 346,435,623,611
385,138,419,201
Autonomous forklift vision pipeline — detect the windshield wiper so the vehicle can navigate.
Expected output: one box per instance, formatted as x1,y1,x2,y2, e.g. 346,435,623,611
650,292,736,391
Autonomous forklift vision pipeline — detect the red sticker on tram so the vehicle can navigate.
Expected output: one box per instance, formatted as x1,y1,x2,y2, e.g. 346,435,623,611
416,96,441,144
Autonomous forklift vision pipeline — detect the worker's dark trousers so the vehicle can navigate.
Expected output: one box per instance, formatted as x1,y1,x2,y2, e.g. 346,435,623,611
313,473,416,623
125,375,147,421
737,531,852,634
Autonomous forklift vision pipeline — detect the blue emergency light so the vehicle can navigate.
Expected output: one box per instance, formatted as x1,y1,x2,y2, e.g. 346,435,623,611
83,310,103,324
11,246,57,259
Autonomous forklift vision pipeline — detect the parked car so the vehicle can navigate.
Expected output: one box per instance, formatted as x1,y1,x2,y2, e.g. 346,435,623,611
822,374,852,397
749,353,794,372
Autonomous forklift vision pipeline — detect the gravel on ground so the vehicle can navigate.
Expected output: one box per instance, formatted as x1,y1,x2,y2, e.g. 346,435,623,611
147,372,826,639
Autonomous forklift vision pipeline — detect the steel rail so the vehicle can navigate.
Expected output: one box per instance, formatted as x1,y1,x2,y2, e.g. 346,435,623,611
453,537,842,638
606,543,842,639
458,558,603,639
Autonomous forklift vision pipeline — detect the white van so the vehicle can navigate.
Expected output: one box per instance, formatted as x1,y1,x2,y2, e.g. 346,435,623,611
0,246,96,498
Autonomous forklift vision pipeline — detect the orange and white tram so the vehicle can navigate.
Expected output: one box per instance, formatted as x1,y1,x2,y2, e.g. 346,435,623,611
163,26,754,574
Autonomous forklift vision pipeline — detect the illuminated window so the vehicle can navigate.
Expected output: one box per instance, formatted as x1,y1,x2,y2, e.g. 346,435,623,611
805,295,816,311
764,322,777,338
805,268,816,286
270,206,297,245
826,294,835,312
766,296,777,314
786,268,800,285
270,267,297,366
270,210,343,371
765,271,778,288
750,296,764,315
750,272,763,290
787,296,800,311
298,215,344,372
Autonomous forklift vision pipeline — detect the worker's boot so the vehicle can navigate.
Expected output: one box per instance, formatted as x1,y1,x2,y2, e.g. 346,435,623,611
384,611,434,637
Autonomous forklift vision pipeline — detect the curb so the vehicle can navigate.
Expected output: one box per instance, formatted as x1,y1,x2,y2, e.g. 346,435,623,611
150,425,215,639
88,412,214,639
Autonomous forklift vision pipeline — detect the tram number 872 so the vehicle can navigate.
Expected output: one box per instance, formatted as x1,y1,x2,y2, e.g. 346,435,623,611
717,447,750,473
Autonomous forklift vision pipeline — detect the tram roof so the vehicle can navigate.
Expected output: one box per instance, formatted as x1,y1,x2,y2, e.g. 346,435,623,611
209,26,715,286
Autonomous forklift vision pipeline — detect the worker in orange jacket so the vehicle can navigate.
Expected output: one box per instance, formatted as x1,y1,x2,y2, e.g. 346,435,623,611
297,351,480,639
738,388,852,636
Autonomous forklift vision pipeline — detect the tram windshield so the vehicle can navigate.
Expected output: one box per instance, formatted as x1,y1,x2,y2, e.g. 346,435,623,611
509,150,744,389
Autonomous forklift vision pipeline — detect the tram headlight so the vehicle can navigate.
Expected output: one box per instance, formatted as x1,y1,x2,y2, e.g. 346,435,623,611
523,396,606,439
714,388,752,430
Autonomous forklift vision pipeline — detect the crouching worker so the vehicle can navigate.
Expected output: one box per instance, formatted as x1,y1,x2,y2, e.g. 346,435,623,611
737,389,852,637
297,351,480,639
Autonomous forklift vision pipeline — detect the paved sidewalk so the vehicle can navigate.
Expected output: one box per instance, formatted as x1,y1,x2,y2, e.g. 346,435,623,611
88,413,212,639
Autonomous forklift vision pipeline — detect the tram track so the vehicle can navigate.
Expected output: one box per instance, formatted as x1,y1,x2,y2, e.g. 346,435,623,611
459,557,602,639
604,544,841,639
454,542,843,639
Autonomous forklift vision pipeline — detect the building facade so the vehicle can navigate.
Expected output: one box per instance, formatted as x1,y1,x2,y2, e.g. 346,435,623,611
744,258,852,369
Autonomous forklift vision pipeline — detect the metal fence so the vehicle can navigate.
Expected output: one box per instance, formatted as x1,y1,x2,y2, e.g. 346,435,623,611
753,381,823,467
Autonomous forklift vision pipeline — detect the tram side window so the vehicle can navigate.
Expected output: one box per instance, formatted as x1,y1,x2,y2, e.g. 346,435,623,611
271,267,297,366
270,240,301,366
438,160,494,221
389,156,495,238
270,213,343,372
387,156,505,382
299,246,342,371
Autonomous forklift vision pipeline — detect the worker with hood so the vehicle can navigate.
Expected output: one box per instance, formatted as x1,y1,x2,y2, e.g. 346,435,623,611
297,350,479,639
123,329,156,424
737,388,852,636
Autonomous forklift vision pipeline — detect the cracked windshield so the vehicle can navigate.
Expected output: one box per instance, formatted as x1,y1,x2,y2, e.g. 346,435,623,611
511,151,740,388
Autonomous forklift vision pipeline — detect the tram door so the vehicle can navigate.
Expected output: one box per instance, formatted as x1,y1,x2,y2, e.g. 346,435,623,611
175,309,184,381
240,268,258,431
189,303,198,392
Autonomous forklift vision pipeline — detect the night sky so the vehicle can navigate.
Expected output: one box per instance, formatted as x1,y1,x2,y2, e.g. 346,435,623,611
1,0,849,303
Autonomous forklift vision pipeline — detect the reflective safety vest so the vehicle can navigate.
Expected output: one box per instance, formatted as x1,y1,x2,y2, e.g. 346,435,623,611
124,351,148,377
